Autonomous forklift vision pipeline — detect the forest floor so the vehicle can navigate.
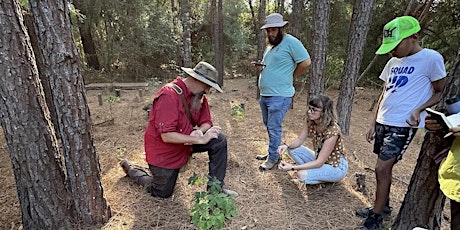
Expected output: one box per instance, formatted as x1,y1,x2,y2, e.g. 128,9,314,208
0,76,451,229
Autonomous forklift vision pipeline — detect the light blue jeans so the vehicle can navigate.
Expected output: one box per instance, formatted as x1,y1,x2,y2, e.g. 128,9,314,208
259,96,292,163
288,146,348,184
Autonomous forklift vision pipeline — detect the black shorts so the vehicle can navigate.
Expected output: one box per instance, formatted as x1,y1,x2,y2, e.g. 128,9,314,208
373,123,417,163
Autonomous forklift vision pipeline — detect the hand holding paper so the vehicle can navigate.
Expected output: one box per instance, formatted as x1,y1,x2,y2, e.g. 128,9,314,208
425,108,460,138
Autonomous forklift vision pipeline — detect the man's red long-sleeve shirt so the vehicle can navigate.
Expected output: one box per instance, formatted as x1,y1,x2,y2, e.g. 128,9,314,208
144,77,213,169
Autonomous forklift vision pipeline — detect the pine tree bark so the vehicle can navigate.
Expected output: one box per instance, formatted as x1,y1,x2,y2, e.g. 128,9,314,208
28,0,111,224
211,0,224,87
392,133,448,229
336,0,375,135
290,0,304,38
73,0,101,70
0,0,74,228
309,0,330,98
257,0,266,61
256,0,266,99
179,0,192,67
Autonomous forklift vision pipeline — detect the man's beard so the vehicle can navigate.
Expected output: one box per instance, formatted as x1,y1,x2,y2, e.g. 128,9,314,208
268,30,283,46
190,92,205,111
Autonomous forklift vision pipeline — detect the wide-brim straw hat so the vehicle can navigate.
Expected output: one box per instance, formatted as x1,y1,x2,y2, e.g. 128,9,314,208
181,62,223,93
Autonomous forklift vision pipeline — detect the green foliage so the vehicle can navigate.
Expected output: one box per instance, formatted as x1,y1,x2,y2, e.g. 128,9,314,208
422,1,460,72
19,0,29,8
107,95,120,120
72,0,460,89
107,95,120,104
188,173,238,230
230,104,244,120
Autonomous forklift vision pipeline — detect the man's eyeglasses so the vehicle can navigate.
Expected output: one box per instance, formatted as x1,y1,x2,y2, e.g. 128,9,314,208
308,106,322,113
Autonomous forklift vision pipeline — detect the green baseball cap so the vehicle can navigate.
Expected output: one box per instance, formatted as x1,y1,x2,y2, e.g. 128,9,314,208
375,16,421,55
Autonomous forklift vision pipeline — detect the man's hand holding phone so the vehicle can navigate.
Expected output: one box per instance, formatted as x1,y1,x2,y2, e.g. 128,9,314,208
251,61,266,66
251,60,265,71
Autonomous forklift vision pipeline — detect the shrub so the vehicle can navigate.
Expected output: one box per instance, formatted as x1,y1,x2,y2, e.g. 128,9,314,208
188,173,238,230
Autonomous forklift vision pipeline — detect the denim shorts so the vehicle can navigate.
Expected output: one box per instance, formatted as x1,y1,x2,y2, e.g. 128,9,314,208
288,146,348,185
373,123,417,163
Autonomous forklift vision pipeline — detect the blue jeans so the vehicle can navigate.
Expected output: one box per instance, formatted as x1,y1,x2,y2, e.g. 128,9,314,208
259,96,292,163
289,146,348,184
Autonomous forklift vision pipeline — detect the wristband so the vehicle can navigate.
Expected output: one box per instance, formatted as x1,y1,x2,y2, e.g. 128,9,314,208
283,142,291,149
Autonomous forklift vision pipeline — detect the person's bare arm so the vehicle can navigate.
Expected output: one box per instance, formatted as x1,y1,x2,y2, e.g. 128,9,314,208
194,123,212,134
406,78,446,126
161,129,218,145
366,83,385,142
293,59,311,78
279,135,338,171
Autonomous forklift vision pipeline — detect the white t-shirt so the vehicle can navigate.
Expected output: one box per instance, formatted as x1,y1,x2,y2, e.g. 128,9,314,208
376,48,446,128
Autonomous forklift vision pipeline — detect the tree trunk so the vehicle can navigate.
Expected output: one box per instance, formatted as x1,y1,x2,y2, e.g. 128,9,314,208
257,0,266,61
290,0,306,100
77,18,101,70
336,0,375,135
276,0,285,15
73,0,101,70
23,10,61,137
309,0,330,98
0,0,74,228
29,0,111,224
393,47,460,230
256,0,266,99
212,0,224,87
290,0,304,39
392,133,448,229
170,0,184,67
179,0,192,67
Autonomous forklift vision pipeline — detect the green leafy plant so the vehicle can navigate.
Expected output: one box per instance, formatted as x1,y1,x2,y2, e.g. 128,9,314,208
107,95,120,120
188,173,238,230
230,104,244,120
107,95,120,104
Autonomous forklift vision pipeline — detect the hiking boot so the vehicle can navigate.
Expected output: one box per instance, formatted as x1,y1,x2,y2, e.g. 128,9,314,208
360,211,383,230
120,159,131,175
222,188,238,198
259,160,276,170
256,154,268,160
356,206,392,218
120,160,153,186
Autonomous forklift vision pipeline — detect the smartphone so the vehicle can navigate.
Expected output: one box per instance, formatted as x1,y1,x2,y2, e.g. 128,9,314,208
251,61,266,66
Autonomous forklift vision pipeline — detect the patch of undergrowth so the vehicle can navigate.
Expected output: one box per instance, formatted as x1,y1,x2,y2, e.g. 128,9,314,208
188,173,238,230
230,104,244,120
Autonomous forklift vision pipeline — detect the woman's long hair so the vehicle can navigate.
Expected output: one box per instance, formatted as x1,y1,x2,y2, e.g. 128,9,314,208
307,95,336,131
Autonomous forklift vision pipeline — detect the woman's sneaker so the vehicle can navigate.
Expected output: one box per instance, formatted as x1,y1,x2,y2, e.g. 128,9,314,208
222,188,239,198
259,160,276,170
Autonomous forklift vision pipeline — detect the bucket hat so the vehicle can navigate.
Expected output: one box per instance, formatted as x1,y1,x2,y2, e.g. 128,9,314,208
375,16,421,55
260,13,288,30
181,62,223,93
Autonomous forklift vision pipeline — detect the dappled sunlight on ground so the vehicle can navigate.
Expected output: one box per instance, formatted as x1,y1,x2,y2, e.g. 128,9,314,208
0,77,451,229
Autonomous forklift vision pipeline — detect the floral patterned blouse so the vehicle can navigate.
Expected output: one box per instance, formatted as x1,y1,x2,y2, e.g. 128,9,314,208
307,121,345,167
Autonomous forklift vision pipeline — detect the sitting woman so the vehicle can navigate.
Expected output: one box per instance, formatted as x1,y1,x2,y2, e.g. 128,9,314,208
278,95,348,184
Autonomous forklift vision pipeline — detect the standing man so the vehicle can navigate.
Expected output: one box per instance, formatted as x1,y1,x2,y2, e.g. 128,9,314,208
255,13,311,171
121,61,237,198
357,16,446,229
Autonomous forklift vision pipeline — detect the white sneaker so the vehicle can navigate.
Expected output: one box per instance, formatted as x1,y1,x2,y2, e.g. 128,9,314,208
222,188,238,198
